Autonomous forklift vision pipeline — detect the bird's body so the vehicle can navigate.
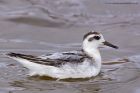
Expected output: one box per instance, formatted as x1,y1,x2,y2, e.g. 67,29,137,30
6,31,118,79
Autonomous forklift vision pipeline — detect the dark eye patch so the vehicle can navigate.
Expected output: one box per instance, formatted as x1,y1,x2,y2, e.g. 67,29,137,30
94,36,100,40
88,36,101,42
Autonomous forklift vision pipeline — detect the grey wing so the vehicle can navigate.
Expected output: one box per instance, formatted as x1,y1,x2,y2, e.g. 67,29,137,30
38,50,86,63
7,51,86,67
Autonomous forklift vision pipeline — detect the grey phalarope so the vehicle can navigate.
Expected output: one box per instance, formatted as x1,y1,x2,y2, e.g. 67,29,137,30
6,31,118,79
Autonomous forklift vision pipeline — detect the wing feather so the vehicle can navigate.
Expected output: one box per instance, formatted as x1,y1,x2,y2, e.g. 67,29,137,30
6,51,87,67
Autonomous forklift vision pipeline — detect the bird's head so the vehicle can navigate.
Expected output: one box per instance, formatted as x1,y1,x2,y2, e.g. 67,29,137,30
82,31,118,51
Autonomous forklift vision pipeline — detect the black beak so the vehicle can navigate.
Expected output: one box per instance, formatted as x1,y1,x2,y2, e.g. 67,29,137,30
103,41,119,49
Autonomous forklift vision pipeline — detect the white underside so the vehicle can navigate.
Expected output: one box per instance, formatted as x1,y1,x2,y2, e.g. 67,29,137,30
11,57,100,79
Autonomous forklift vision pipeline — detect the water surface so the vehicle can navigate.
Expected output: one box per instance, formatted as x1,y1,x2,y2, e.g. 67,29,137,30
0,0,140,93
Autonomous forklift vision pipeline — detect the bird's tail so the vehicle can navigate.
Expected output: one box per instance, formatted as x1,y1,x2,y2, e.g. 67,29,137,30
6,52,37,60
6,52,22,57
6,52,56,66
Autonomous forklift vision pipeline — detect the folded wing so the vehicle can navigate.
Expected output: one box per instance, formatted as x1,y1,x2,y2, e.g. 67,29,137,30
6,51,87,67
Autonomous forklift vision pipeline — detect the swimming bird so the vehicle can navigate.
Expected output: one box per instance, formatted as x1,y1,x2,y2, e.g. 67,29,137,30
6,31,118,79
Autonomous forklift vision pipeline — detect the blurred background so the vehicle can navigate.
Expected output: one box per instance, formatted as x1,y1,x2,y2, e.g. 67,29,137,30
0,0,140,93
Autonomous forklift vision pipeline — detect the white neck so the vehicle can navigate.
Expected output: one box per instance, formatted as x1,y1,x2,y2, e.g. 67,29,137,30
83,46,102,73
91,49,101,69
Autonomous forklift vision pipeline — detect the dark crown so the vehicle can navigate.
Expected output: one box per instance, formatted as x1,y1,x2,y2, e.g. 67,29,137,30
83,31,99,40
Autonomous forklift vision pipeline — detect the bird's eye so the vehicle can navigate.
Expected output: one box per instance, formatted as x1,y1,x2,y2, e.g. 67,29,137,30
94,36,100,40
